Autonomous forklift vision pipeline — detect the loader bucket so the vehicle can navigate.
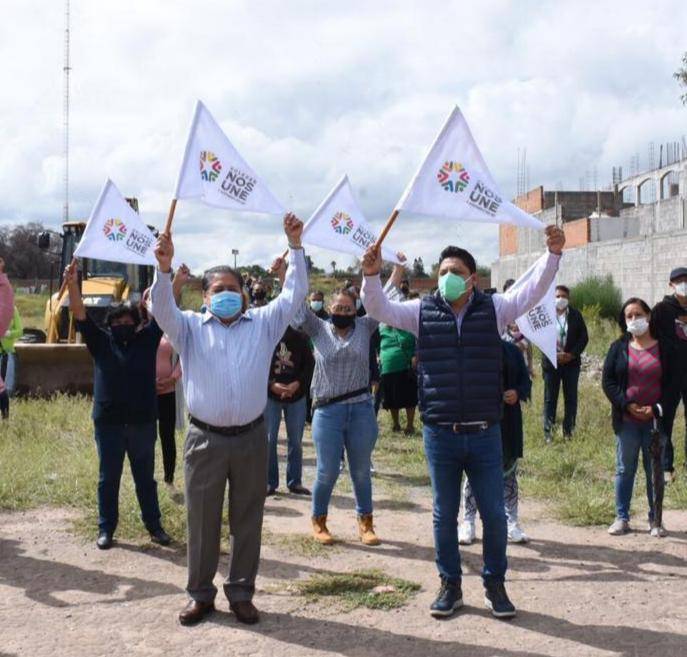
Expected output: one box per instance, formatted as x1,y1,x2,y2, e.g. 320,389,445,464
14,343,93,397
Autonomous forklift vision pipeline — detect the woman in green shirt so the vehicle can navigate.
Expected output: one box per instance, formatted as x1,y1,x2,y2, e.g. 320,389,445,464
379,319,417,434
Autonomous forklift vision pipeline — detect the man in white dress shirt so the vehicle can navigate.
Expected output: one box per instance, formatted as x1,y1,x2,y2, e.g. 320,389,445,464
151,214,307,626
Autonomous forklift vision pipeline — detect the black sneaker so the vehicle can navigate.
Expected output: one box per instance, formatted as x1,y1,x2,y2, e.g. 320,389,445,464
484,580,516,618
150,527,172,546
430,578,463,618
96,531,113,550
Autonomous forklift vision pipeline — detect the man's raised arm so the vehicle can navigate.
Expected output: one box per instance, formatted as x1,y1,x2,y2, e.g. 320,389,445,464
150,232,187,349
259,213,309,344
493,225,565,333
360,247,419,336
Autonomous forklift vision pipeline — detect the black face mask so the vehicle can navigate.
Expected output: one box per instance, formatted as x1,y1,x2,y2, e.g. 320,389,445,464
110,324,136,344
253,289,267,300
331,314,355,329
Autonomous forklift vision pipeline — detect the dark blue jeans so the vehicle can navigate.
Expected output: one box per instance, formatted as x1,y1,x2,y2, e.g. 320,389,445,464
543,364,581,438
94,421,162,535
615,420,665,522
423,423,507,585
266,396,307,490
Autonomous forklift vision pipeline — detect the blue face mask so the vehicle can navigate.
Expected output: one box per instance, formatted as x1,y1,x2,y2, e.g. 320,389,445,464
310,300,324,312
210,291,243,319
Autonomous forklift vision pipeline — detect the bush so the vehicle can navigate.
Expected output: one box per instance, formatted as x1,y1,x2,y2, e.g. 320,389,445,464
569,275,622,320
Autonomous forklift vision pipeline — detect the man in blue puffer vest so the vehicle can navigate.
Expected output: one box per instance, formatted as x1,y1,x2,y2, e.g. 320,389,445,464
361,225,564,619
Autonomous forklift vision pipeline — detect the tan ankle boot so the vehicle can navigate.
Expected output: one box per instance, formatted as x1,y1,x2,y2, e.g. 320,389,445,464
357,513,381,546
311,515,334,545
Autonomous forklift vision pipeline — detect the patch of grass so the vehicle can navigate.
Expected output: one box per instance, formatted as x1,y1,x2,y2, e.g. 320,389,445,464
0,394,189,541
14,292,49,331
266,531,337,559
293,568,420,611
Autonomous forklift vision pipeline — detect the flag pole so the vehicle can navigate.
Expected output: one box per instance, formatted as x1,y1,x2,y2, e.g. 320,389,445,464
51,256,77,326
373,209,400,251
163,198,177,236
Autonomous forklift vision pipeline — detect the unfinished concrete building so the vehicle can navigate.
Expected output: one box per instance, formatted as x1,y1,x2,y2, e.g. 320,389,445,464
491,158,687,304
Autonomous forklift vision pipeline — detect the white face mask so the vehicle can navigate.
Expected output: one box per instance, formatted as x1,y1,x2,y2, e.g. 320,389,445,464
627,317,649,336
675,282,687,297
555,297,569,311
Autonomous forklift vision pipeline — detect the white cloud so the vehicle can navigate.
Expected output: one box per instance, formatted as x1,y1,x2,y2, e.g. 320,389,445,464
1,0,686,275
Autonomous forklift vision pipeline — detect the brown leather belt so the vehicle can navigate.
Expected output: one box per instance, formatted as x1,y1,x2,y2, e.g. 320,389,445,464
189,414,264,437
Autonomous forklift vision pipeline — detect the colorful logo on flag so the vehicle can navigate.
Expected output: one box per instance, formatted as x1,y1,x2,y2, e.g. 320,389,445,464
437,161,470,193
330,211,354,235
103,218,127,242
200,151,222,182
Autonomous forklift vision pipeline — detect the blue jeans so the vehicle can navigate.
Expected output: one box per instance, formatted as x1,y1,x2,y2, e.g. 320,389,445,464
94,422,162,534
423,423,507,584
543,364,580,437
266,396,307,490
1,352,16,395
311,399,378,517
615,420,665,522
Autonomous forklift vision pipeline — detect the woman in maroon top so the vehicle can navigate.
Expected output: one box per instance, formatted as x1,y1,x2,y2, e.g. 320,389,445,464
602,298,675,537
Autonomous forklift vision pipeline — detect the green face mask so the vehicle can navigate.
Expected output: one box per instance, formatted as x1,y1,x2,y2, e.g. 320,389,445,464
438,272,470,302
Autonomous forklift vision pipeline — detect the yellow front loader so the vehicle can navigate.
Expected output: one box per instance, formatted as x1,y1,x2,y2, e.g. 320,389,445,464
15,203,155,396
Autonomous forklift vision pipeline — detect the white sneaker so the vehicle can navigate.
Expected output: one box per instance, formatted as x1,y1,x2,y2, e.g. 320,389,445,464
608,518,629,535
507,522,529,543
664,471,675,485
458,520,475,545
650,524,668,538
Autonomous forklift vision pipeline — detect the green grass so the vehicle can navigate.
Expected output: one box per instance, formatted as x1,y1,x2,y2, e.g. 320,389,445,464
292,568,421,611
264,530,339,559
14,292,49,331
0,395,188,541
3,348,687,540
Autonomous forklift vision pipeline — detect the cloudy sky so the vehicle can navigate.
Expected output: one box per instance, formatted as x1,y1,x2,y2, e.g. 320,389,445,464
1,1,686,274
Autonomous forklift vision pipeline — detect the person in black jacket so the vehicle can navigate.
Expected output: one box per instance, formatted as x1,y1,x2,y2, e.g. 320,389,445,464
651,266,687,478
459,340,532,545
65,262,171,550
602,297,673,537
266,326,314,496
542,285,589,443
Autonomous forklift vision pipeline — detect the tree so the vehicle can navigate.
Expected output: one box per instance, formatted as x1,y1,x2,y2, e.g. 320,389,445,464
412,257,427,278
0,222,58,280
330,260,337,275
675,52,687,105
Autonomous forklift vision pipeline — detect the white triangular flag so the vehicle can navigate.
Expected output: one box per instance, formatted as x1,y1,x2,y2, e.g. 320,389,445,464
174,100,285,214
508,256,558,368
74,179,157,265
396,106,543,230
303,176,402,264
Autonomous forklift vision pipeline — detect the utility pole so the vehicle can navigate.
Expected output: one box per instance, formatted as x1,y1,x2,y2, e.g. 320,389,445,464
231,248,239,269
62,0,71,223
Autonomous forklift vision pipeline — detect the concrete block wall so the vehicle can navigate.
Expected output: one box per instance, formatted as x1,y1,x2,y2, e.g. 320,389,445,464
492,228,687,305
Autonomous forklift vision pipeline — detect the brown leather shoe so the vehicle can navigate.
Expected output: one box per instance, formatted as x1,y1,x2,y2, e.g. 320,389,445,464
178,599,215,626
230,600,260,624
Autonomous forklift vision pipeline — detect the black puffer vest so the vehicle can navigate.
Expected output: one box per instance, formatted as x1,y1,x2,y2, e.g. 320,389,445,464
417,291,502,425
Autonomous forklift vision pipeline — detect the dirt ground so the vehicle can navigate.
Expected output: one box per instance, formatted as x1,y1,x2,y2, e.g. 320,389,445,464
2,452,687,657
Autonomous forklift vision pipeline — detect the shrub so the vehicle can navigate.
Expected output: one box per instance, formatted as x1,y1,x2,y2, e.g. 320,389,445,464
570,275,622,320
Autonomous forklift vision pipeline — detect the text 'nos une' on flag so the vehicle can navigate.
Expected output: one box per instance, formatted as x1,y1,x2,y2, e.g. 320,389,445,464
395,106,544,231
174,100,285,215
74,179,157,266
302,175,403,264
509,254,558,368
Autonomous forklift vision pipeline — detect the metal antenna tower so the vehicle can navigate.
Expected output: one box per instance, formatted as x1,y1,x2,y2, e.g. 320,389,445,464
62,0,71,222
